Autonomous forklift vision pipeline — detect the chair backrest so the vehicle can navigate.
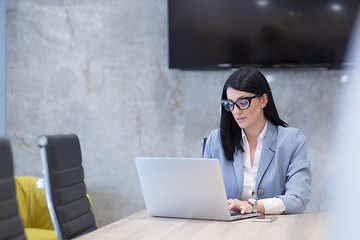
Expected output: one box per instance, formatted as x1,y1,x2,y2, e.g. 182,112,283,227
0,138,27,240
37,134,97,240
202,138,207,158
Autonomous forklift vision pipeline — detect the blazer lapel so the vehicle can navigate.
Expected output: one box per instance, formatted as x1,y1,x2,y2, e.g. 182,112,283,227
256,122,277,189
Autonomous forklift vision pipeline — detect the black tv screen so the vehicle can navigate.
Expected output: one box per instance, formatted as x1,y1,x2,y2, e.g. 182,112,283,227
168,0,360,69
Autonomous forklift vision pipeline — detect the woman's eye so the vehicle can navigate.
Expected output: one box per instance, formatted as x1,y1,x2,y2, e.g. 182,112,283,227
238,100,248,106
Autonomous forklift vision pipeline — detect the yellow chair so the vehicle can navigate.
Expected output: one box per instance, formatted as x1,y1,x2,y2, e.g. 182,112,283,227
15,176,57,240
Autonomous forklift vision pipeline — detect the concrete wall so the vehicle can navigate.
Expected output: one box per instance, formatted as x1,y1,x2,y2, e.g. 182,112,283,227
7,1,343,227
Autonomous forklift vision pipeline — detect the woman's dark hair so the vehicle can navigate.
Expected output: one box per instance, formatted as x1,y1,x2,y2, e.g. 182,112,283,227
220,66,288,161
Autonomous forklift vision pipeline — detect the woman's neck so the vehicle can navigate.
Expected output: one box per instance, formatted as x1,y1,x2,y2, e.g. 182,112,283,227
243,117,267,143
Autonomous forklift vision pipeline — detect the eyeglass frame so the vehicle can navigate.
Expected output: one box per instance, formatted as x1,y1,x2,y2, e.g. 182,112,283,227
221,94,263,111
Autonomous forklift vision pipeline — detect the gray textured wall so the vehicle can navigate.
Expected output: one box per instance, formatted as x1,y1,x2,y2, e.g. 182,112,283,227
7,1,343,227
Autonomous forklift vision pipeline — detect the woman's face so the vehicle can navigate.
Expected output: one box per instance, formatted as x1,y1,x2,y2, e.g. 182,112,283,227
226,87,268,131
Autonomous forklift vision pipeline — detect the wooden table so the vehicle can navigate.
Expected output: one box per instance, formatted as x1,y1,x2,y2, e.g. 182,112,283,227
75,211,331,240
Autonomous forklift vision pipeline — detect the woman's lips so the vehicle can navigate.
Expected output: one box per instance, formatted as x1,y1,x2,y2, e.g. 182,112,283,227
236,117,246,122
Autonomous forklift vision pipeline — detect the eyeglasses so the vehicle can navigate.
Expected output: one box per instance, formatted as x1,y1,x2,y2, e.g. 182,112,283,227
221,94,262,111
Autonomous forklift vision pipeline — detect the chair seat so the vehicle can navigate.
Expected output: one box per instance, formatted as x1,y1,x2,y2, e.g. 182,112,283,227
25,228,57,240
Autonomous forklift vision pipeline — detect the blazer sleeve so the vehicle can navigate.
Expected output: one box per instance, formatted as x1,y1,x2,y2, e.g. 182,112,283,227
203,129,228,161
278,128,311,214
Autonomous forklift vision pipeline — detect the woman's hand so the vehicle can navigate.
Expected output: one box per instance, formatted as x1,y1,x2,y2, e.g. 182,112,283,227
227,199,253,214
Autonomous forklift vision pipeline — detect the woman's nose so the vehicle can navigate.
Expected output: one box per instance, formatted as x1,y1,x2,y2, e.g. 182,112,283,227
232,105,242,114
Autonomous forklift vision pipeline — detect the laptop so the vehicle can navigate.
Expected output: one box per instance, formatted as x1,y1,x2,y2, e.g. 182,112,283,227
135,157,262,221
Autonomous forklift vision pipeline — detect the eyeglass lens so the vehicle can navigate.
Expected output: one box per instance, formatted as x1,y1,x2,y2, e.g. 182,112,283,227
222,98,250,111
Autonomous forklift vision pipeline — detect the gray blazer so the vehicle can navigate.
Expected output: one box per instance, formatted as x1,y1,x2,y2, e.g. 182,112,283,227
204,122,311,214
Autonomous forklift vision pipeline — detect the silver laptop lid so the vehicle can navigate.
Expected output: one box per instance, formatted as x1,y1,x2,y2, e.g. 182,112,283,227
135,157,233,221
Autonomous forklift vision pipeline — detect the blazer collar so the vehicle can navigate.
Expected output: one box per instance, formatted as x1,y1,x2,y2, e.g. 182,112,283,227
256,121,278,189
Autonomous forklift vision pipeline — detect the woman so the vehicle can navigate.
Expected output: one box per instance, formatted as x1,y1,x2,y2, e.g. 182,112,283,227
203,66,311,215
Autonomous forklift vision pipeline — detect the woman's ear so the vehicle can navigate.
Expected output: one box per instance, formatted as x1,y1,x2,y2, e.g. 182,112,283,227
261,94,268,108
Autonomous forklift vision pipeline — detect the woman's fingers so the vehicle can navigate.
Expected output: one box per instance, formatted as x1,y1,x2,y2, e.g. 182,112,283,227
227,199,252,214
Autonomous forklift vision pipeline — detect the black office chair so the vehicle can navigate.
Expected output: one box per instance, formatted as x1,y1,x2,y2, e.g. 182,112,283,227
0,138,27,240
202,138,207,158
37,134,97,240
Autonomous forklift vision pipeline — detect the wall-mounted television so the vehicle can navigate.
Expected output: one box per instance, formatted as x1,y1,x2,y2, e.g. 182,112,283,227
168,0,360,70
